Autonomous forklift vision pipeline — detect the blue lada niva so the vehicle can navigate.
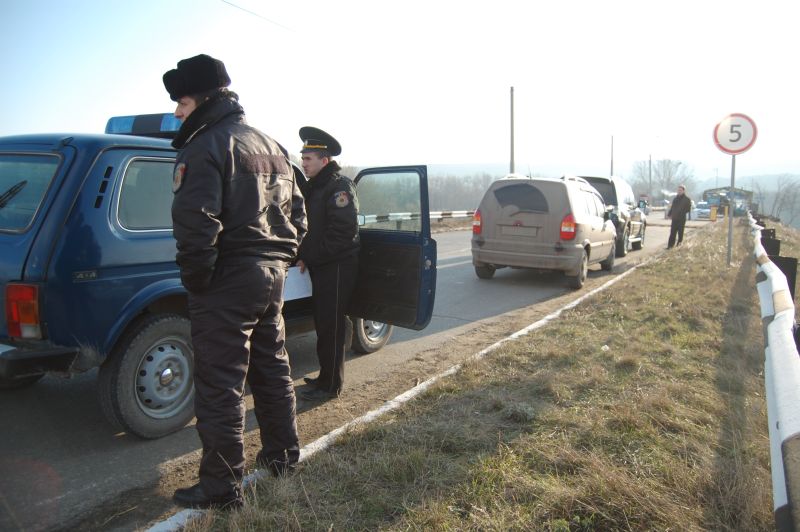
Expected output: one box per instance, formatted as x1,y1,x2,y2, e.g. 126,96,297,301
0,114,436,438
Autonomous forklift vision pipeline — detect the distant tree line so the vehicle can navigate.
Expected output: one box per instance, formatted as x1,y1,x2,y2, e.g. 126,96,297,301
628,159,695,201
753,175,800,226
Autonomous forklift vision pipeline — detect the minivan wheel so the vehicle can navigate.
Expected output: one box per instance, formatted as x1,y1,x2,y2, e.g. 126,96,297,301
351,318,393,354
616,226,630,257
567,250,588,289
600,241,616,271
632,224,645,250
475,264,496,279
98,314,194,439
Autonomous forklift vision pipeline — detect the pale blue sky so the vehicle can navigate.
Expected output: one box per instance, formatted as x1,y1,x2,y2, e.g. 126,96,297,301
2,0,798,180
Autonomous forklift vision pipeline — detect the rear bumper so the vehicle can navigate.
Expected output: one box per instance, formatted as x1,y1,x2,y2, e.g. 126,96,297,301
471,246,581,273
0,342,79,379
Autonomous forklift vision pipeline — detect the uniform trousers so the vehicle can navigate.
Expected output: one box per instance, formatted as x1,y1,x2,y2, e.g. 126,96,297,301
308,256,359,394
188,261,298,498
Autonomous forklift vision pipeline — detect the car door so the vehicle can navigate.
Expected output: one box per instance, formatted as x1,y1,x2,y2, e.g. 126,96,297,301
347,165,437,330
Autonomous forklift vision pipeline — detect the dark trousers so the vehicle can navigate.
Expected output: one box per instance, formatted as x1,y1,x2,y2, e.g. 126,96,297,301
668,217,687,248
188,262,298,498
308,256,359,394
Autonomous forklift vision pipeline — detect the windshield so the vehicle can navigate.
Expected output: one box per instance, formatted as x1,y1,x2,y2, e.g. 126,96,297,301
0,154,60,231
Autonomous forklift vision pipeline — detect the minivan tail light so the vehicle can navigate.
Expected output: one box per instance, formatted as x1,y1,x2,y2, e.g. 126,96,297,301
472,209,482,235
560,213,577,240
6,283,42,339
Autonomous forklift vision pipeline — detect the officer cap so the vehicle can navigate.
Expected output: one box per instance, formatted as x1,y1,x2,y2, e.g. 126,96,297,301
299,126,341,156
163,54,231,102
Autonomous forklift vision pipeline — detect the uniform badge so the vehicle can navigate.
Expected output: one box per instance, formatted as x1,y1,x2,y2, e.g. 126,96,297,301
334,191,350,208
173,163,186,193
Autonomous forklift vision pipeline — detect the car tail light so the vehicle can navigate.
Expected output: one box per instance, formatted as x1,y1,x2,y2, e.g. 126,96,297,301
560,213,577,240
472,209,482,235
6,283,42,339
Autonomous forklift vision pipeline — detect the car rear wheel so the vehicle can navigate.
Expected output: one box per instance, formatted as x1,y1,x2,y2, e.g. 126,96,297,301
632,224,645,250
600,241,616,271
616,226,630,257
0,374,44,390
98,314,194,439
474,263,496,279
567,250,588,289
351,318,393,354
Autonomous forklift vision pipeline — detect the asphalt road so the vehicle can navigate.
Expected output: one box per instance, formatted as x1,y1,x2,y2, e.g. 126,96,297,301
0,217,703,531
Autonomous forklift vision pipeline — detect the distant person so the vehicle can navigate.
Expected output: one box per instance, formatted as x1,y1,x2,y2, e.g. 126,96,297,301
295,126,360,401
667,184,692,249
164,54,307,509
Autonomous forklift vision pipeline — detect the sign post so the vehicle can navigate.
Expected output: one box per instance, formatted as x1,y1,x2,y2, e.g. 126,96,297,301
713,113,758,265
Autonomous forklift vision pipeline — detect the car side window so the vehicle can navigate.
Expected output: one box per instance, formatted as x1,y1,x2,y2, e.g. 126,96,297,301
356,171,422,232
118,159,175,230
590,194,604,216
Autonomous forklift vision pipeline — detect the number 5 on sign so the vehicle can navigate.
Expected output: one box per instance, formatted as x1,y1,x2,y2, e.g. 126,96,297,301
714,113,757,155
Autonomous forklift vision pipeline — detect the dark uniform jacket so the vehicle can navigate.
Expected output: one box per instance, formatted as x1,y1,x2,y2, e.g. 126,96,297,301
298,161,359,267
171,93,307,293
668,193,692,221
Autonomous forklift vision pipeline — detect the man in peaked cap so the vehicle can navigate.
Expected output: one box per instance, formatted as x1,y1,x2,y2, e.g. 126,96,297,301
164,54,307,509
296,127,360,401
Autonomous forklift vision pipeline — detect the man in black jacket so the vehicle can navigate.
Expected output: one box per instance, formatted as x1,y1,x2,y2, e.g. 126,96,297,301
296,126,360,401
164,54,307,509
667,184,692,248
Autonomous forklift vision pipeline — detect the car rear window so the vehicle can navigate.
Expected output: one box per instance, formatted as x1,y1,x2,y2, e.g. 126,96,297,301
0,154,60,232
492,183,549,212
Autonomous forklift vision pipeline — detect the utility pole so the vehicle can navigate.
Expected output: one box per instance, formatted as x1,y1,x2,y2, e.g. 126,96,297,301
648,154,652,198
610,135,614,175
509,86,515,174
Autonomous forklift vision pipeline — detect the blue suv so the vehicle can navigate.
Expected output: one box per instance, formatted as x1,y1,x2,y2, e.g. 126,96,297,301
0,115,436,438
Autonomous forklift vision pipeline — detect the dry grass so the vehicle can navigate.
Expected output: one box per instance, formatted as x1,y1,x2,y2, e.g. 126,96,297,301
187,219,786,531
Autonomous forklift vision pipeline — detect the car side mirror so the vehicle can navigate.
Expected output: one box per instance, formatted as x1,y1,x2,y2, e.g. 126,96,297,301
357,214,366,226
637,200,647,209
603,206,613,221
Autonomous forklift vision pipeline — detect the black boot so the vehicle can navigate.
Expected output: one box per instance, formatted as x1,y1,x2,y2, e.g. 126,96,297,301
173,483,243,510
255,451,297,478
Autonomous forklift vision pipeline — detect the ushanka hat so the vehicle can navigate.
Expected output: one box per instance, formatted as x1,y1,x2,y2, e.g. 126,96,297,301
299,126,342,156
163,54,231,101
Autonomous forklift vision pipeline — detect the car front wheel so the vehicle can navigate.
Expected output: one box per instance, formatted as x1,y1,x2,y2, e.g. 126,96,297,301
98,314,194,439
351,318,394,354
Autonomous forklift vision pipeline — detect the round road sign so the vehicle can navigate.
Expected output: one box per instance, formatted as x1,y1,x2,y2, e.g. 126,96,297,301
714,113,757,155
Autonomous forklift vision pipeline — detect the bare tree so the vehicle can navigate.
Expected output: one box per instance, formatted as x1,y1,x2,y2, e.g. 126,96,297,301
629,159,694,201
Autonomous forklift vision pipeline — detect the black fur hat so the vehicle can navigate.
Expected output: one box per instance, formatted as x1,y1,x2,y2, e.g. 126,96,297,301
163,54,231,101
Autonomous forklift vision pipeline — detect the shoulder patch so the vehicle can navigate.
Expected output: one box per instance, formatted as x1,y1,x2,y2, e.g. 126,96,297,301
173,163,186,193
334,190,350,208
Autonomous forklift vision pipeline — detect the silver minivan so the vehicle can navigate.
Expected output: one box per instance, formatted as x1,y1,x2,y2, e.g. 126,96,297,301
471,175,617,289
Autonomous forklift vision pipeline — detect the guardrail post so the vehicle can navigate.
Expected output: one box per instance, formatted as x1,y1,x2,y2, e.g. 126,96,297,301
763,237,782,257
772,256,798,301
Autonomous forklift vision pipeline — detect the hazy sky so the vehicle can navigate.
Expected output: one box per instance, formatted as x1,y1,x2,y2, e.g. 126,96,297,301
2,0,798,181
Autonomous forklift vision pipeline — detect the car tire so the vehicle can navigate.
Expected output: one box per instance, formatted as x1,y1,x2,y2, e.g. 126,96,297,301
632,224,645,250
600,241,615,271
615,226,630,257
474,264,496,279
351,318,393,354
0,373,44,390
98,314,195,439
567,250,588,289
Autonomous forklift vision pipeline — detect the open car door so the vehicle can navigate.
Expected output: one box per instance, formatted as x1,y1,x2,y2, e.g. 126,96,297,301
347,166,437,330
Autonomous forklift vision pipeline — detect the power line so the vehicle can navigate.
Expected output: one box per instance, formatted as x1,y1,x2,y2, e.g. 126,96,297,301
220,0,294,32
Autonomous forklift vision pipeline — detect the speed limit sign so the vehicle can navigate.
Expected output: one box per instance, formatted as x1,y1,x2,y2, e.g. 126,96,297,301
714,113,757,155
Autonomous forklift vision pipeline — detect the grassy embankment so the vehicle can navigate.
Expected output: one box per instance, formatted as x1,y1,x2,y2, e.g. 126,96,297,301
190,218,800,531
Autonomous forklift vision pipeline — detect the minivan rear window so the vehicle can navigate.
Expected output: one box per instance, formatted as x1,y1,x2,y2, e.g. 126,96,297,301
493,183,549,212
0,154,60,232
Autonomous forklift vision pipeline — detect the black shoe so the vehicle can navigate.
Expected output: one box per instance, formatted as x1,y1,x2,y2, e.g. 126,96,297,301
300,387,339,401
255,451,297,478
303,376,319,386
173,483,243,510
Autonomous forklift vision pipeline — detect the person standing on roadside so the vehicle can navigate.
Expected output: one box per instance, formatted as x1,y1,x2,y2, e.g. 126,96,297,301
164,54,307,509
295,127,360,401
667,184,692,249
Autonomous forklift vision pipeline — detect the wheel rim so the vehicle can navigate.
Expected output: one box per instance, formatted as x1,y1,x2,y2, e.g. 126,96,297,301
363,320,388,341
134,335,193,419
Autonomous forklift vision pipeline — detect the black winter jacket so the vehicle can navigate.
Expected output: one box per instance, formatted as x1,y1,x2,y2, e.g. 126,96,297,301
297,161,359,267
668,193,692,221
171,93,307,292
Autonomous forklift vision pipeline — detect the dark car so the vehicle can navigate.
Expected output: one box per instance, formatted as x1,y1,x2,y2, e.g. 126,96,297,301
0,114,437,438
580,175,647,257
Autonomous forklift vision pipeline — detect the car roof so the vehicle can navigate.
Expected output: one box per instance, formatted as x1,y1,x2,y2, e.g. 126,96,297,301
0,132,175,151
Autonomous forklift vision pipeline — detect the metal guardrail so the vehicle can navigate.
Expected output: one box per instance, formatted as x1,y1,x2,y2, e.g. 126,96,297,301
749,213,800,531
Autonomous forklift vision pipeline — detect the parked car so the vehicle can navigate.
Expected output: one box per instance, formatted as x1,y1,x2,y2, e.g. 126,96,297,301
580,175,646,257
0,114,437,438
693,201,711,219
471,174,616,289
